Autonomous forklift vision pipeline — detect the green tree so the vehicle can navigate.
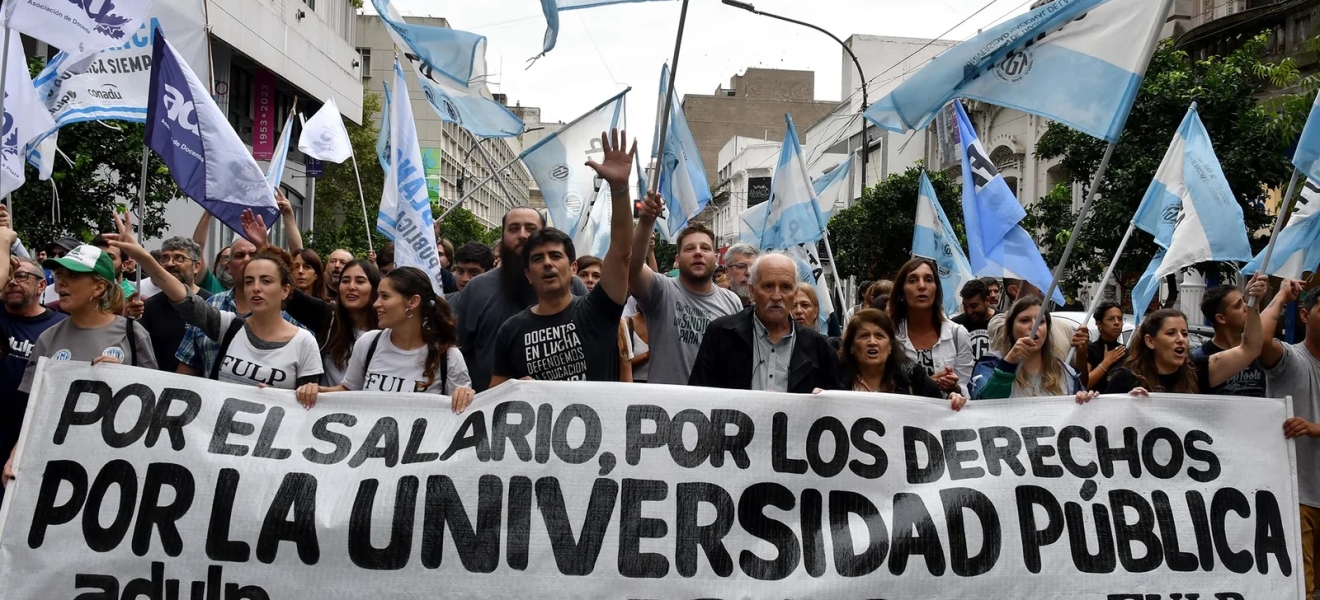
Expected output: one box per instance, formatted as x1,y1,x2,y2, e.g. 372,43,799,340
828,165,961,281
654,234,677,272
1031,36,1302,300
436,206,498,247
306,93,388,259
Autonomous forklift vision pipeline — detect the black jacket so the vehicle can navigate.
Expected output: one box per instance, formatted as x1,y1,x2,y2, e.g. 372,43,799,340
689,308,842,393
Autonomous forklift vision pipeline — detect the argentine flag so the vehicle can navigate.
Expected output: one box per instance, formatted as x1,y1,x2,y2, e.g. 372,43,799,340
759,114,827,251
912,171,974,317
373,0,524,139
539,0,675,58
521,89,628,234
954,101,1062,304
813,154,854,221
1244,180,1320,279
145,29,277,242
1131,104,1252,320
378,60,444,295
866,0,1173,143
654,64,712,239
739,201,768,247
1291,92,1320,185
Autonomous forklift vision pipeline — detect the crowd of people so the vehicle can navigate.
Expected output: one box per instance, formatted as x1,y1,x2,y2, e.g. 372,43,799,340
2,130,1320,592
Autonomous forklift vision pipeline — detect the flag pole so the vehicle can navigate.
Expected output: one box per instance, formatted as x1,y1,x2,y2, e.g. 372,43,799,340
1250,168,1302,307
437,155,522,222
1064,219,1136,364
0,26,12,217
472,139,521,211
648,0,691,195
821,230,851,323
348,151,374,254
1028,138,1118,339
135,146,149,282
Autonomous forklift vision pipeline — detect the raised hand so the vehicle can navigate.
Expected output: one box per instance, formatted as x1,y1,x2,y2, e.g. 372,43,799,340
584,129,636,190
103,212,145,258
1245,273,1269,305
276,189,293,217
640,191,663,221
240,209,270,250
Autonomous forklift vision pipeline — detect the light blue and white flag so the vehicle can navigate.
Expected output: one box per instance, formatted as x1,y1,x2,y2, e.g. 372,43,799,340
376,80,392,171
521,88,628,234
29,0,210,149
145,30,277,241
377,60,444,295
912,171,974,317
653,64,711,239
3,0,154,61
0,29,55,198
759,114,827,251
739,201,768,247
954,101,1063,304
1244,180,1320,279
539,0,674,59
1130,248,1166,321
866,0,1172,143
1290,92,1320,185
372,0,524,139
813,154,854,221
265,109,295,190
1131,104,1252,320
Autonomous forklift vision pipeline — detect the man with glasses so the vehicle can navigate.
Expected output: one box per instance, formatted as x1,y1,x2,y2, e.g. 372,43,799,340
723,243,760,308
139,237,211,373
0,257,66,506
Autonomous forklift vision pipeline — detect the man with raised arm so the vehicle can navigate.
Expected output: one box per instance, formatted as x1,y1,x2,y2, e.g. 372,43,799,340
627,190,741,384
488,130,635,386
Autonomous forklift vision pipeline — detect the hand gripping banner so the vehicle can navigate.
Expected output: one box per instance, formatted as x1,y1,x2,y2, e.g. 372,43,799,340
0,360,1304,599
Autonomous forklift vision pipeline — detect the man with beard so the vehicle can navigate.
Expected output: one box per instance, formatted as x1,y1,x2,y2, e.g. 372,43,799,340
456,206,587,391
628,190,741,384
325,249,354,299
952,278,994,362
0,256,65,506
139,237,212,373
723,243,760,308
689,252,839,392
489,130,634,386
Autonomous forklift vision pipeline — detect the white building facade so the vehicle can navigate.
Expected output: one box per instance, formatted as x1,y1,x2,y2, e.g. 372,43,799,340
708,136,781,248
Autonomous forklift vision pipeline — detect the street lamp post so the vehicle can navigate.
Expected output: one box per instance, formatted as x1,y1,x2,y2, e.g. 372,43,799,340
721,0,868,195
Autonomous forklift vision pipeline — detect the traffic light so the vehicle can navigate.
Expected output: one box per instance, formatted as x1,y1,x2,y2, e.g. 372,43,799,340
633,199,643,219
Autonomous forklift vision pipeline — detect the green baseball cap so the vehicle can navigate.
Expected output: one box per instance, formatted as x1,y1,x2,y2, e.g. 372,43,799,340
44,244,117,282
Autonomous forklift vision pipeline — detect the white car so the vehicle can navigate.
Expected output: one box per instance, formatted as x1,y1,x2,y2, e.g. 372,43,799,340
1049,311,1213,350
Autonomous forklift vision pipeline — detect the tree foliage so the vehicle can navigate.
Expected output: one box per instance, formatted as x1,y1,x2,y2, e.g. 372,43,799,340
828,165,961,281
437,206,498,248
1031,36,1302,299
306,93,388,259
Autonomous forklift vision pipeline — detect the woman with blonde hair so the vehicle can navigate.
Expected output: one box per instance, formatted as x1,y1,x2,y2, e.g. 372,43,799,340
968,296,1090,401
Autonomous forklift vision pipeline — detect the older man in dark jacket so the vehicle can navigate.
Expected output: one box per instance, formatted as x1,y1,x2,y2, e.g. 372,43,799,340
689,253,840,393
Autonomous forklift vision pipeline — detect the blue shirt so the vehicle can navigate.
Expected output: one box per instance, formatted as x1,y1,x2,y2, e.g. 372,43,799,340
175,290,303,375
1,307,66,452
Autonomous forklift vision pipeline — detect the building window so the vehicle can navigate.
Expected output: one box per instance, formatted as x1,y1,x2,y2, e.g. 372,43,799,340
1297,16,1312,48
301,0,316,10
357,48,371,79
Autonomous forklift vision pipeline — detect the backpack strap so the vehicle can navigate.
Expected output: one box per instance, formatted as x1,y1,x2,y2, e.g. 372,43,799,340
125,317,138,367
438,347,449,395
362,330,384,376
210,318,247,380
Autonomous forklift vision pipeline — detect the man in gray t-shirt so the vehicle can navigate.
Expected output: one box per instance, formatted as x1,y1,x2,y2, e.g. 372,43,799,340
628,192,742,385
1261,281,1320,597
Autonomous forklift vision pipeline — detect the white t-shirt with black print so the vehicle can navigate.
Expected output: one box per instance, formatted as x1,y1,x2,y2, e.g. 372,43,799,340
341,329,472,395
174,294,322,390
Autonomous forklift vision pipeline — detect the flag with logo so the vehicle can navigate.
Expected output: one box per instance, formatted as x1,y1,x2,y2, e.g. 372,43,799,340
0,30,55,197
866,0,1173,143
265,109,295,189
378,59,444,295
912,171,974,317
954,101,1063,304
521,88,628,233
29,0,209,150
1131,104,1252,320
1244,180,1320,279
372,0,524,139
654,63,711,239
813,154,854,221
538,0,675,59
298,97,353,163
145,30,277,242
3,0,154,61
759,114,827,251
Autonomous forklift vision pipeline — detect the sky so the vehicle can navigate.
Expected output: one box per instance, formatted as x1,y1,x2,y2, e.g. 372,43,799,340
391,0,1035,154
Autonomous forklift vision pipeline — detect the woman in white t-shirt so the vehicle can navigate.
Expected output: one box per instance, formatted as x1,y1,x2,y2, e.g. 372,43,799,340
110,215,322,390
297,267,475,411
320,259,380,386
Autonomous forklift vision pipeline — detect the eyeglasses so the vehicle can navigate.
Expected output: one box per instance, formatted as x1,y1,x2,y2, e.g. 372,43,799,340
10,272,42,283
729,263,750,271
159,254,194,265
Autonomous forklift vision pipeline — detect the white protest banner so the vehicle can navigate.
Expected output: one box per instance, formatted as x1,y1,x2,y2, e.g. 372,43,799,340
0,361,1304,599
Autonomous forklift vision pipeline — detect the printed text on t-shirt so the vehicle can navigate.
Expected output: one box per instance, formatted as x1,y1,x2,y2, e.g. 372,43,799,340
524,323,586,381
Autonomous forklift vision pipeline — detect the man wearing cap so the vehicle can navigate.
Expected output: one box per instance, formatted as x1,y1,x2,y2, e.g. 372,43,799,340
92,234,142,319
